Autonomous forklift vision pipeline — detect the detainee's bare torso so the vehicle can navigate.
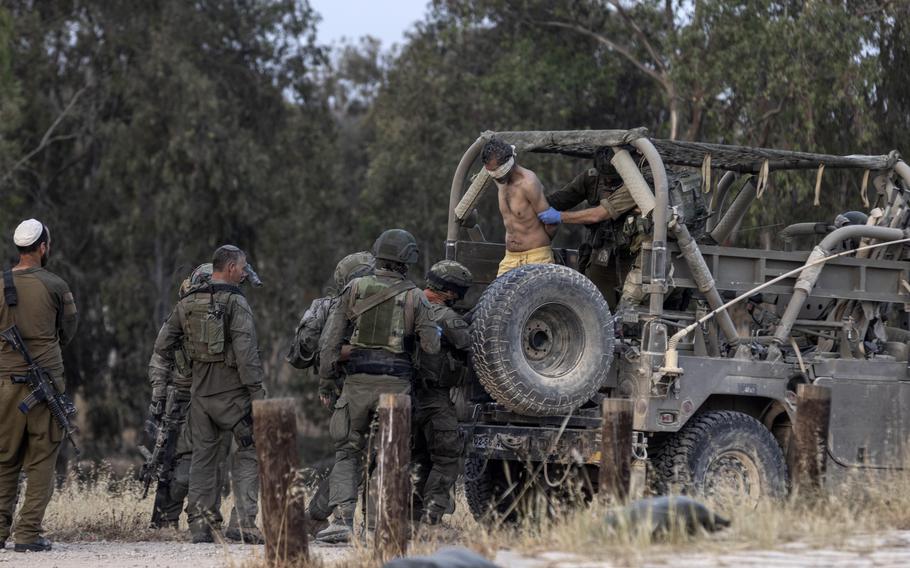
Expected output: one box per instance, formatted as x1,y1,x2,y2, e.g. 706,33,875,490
496,166,551,252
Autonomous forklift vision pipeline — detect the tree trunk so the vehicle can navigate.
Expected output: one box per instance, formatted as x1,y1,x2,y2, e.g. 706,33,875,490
253,398,308,564
374,393,411,562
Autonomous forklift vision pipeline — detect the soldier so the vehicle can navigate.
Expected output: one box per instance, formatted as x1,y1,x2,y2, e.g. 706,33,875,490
285,251,374,534
0,219,78,552
146,263,232,530
413,260,473,526
539,147,644,308
540,147,638,273
315,229,440,543
154,245,266,544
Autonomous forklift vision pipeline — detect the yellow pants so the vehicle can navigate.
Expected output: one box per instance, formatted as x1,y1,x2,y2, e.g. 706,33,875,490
497,245,555,277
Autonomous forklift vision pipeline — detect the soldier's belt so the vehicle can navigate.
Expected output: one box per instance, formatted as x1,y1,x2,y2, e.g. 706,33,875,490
344,349,413,378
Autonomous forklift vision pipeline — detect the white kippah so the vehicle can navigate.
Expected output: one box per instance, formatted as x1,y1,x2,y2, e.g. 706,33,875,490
13,219,44,247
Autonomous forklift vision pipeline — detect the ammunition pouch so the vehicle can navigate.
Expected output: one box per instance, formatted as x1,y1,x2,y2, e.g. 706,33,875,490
174,346,192,377
621,215,651,254
183,285,243,363
343,348,413,378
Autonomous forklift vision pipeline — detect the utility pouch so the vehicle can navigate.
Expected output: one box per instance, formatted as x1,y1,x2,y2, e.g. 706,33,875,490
203,309,226,355
174,346,192,377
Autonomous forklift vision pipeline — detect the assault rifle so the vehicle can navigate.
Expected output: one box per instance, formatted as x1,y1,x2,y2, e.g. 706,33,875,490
138,384,184,528
0,324,80,456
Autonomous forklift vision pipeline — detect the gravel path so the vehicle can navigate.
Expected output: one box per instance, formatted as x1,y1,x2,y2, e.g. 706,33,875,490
0,541,351,568
495,530,910,567
6,531,910,567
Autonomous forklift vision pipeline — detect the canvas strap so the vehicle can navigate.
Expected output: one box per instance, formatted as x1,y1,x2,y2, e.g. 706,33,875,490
351,280,416,317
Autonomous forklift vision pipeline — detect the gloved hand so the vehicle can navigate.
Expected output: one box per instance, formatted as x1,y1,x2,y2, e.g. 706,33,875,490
538,207,562,224
148,398,165,419
319,379,338,409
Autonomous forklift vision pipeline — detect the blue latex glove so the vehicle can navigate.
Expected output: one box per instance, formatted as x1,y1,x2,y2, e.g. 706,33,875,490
538,207,562,224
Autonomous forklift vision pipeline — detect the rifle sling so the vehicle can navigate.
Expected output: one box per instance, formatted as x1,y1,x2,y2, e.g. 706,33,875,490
351,280,416,318
3,269,17,307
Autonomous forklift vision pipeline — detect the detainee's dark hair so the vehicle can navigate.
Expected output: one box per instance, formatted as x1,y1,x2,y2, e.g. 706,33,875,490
481,138,514,167
16,226,49,254
212,245,246,271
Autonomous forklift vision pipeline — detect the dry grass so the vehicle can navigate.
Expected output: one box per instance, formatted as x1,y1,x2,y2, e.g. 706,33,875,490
42,460,240,542
311,468,910,567
27,462,910,567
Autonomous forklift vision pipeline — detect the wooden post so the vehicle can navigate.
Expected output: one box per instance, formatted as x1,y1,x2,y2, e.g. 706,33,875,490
600,398,633,502
253,398,308,564
374,393,411,562
789,384,832,495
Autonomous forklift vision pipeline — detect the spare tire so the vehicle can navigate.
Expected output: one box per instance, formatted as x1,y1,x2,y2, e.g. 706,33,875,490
471,264,614,416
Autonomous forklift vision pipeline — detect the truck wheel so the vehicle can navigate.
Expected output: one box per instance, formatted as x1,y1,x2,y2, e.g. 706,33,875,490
464,455,592,524
652,411,788,509
471,264,614,416
464,455,517,522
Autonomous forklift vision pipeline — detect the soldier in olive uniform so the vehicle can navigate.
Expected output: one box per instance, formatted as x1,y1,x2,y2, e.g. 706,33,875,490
413,260,473,526
154,245,266,544
0,219,78,553
544,147,638,270
146,263,233,529
315,229,440,544
286,251,374,534
540,147,644,307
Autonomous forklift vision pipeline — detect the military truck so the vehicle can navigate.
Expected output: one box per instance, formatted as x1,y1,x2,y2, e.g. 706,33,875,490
445,128,910,520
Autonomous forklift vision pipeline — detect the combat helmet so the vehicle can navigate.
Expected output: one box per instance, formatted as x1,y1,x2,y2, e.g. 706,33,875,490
834,210,869,228
179,263,214,297
334,251,374,290
426,260,473,299
372,229,419,265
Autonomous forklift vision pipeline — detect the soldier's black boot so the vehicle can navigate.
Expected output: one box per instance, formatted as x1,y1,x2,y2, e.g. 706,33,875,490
191,530,214,544
315,517,354,544
190,520,221,544
150,519,179,530
14,537,52,552
224,525,264,545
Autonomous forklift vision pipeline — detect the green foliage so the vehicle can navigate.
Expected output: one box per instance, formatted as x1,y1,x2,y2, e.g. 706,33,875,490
2,0,910,457
2,0,343,454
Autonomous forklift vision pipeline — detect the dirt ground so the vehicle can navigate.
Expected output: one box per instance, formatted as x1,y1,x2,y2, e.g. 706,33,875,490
5,531,910,567
0,541,349,568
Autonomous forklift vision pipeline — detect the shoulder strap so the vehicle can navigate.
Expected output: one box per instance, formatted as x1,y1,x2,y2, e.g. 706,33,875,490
351,280,416,318
3,269,17,307
209,283,244,297
403,289,416,335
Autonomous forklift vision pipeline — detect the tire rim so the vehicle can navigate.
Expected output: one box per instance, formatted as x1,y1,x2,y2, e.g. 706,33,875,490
704,449,763,509
521,302,584,377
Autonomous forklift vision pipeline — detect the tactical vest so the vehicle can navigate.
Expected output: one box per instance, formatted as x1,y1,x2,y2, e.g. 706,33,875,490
181,285,243,363
349,276,415,354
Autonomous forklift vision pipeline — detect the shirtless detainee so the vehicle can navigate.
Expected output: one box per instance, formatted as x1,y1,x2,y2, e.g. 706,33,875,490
481,138,557,277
